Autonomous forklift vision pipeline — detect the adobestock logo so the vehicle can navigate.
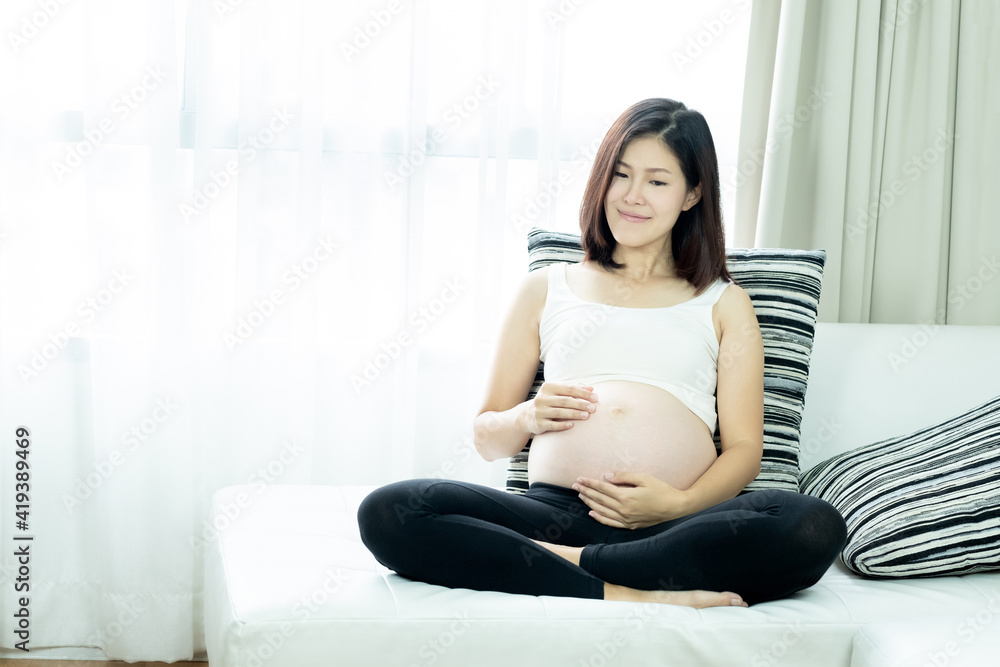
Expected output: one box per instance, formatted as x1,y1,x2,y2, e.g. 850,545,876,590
419,435,477,480
750,622,805,667
410,612,472,666
721,85,833,198
881,0,926,36
847,128,957,243
508,122,613,236
350,277,468,393
672,0,751,73
61,397,180,512
190,438,307,554
180,107,296,222
340,0,405,63
18,269,135,385
7,0,73,54
84,600,146,648
886,254,999,372
384,75,501,193
922,594,1000,667
545,0,590,28
225,235,339,351
239,568,355,667
50,66,168,183
214,0,247,19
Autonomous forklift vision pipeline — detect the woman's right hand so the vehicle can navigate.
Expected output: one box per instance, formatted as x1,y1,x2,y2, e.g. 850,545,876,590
520,382,599,435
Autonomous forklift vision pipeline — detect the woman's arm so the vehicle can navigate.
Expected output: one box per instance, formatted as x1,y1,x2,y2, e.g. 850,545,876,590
472,268,547,461
474,266,601,461
573,284,764,528
676,283,764,512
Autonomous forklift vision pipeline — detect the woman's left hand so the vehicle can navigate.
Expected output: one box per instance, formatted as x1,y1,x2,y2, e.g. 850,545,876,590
573,471,690,529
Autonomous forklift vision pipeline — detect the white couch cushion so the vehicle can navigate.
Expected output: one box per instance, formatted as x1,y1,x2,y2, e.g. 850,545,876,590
204,484,1000,667
851,614,1000,667
799,323,1000,470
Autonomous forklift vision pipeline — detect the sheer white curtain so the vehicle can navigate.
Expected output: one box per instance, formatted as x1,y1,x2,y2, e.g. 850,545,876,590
0,0,750,659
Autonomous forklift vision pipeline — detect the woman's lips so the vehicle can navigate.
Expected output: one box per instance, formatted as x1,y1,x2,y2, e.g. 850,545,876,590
618,210,650,223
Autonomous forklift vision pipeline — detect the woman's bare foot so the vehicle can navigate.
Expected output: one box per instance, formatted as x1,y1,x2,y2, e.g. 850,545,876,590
604,582,748,608
532,540,748,608
531,539,584,566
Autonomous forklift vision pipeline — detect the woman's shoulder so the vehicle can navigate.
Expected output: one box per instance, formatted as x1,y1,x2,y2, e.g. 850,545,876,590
714,277,749,304
510,264,553,321
524,263,555,290
714,280,758,331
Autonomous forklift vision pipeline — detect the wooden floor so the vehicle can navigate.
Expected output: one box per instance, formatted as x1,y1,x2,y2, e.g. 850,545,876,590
1,662,209,666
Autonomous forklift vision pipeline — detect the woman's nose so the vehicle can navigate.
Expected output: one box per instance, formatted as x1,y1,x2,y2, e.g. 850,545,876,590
624,182,643,205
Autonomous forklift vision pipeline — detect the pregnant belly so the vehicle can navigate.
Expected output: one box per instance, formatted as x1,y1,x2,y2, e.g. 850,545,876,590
527,381,718,490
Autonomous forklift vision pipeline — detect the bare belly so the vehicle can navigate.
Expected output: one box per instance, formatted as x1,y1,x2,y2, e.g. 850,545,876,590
527,381,718,490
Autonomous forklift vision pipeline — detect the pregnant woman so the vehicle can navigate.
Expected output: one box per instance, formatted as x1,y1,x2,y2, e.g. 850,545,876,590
358,98,847,608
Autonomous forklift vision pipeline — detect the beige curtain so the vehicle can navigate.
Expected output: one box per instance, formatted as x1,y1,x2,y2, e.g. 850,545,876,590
735,0,1000,324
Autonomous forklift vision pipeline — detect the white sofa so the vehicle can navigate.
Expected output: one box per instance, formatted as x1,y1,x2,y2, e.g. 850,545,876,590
204,323,1000,667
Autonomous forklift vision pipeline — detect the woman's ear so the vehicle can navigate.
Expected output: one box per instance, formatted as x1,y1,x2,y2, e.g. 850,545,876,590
682,183,702,211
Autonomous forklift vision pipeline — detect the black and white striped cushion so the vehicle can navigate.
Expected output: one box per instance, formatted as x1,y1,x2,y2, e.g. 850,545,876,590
724,247,825,492
507,228,826,495
800,394,1000,578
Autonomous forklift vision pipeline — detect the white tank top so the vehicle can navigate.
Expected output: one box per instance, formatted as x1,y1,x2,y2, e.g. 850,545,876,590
538,263,731,433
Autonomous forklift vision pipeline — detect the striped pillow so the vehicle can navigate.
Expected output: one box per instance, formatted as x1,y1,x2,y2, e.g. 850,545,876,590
800,394,1000,578
506,228,826,495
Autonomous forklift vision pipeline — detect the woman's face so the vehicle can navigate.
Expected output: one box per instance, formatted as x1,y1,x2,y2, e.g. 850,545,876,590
603,135,701,257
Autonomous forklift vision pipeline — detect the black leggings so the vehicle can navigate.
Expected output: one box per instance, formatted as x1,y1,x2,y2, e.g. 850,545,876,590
357,479,847,605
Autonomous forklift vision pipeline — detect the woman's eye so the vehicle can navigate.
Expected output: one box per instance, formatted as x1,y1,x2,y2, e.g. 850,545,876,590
650,180,666,186
613,171,627,178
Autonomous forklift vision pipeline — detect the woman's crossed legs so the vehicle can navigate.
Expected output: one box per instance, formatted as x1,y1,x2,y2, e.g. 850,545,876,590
357,478,845,607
